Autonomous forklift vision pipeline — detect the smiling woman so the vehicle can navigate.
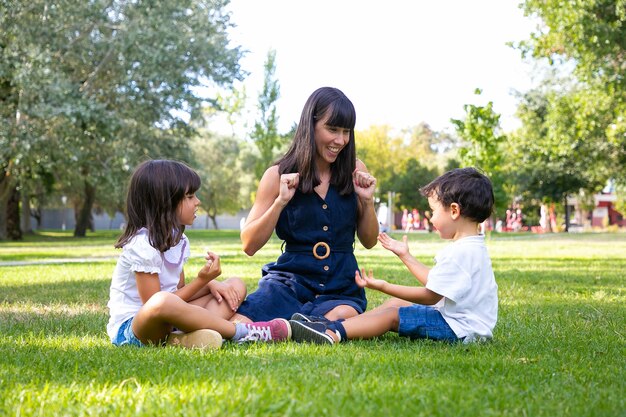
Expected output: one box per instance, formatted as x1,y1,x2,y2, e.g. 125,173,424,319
231,87,380,325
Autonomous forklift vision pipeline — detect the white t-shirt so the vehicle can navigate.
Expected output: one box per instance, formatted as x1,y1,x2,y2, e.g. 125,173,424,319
425,235,498,342
106,228,190,341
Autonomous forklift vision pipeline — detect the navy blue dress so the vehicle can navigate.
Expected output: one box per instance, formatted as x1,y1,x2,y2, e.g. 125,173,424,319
237,185,367,322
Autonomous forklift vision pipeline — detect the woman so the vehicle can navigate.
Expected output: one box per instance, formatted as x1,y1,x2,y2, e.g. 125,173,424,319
232,87,379,323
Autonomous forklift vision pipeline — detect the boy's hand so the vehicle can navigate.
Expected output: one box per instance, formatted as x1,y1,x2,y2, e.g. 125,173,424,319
208,280,241,312
378,232,410,257
198,251,221,281
355,268,386,291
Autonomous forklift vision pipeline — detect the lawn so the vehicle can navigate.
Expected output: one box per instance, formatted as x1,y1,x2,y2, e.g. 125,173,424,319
0,230,624,416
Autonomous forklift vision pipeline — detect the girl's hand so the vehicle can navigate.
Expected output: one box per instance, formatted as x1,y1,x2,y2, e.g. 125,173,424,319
198,251,221,281
208,281,242,312
378,233,410,257
352,169,376,201
277,173,299,206
355,268,386,291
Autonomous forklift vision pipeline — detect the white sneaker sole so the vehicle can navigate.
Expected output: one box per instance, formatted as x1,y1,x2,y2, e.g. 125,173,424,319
167,329,223,350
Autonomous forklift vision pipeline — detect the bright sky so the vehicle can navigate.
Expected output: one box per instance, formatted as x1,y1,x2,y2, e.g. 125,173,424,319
223,0,539,136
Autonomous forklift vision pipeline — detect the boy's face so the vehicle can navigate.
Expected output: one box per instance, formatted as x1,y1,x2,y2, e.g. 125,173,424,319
428,196,456,240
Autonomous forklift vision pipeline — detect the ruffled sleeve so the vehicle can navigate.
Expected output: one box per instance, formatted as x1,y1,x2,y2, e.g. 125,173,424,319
124,230,162,274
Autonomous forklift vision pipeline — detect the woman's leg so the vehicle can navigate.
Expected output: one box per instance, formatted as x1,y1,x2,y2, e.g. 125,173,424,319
132,291,237,344
324,304,359,321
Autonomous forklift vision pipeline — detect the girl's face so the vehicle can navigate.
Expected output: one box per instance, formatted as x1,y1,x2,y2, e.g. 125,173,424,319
177,192,201,226
427,195,455,239
314,113,351,165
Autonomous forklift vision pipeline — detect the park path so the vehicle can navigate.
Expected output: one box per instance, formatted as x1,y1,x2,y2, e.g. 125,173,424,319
0,256,118,267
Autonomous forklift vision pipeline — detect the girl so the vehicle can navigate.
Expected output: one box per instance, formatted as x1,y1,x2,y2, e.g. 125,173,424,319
106,159,290,349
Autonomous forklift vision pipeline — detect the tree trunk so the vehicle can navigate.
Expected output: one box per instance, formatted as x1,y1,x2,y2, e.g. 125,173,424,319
6,184,22,240
74,180,96,237
0,171,15,240
209,214,219,229
21,192,33,234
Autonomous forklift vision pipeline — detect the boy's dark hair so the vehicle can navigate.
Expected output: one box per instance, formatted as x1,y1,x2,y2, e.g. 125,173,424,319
115,159,201,252
420,167,494,223
277,86,357,195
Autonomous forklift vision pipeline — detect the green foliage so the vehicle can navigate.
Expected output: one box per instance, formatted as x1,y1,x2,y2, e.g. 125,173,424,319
191,132,247,229
0,231,625,416
251,49,282,180
356,124,449,210
383,158,438,212
517,0,626,183
0,0,244,238
509,83,609,205
451,90,509,216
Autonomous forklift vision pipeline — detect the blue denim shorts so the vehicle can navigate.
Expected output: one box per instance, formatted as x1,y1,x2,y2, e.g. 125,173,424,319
112,317,144,347
398,304,461,343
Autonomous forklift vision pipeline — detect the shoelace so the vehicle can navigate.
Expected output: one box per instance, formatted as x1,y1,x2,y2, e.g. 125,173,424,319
238,324,272,342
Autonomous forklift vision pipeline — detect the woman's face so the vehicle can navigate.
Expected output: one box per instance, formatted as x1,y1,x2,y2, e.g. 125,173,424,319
314,113,351,165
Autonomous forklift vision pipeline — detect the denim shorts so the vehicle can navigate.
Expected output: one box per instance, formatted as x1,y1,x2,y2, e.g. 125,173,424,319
398,304,461,343
112,317,144,347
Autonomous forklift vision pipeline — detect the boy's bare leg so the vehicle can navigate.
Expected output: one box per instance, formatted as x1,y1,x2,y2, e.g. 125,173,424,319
333,305,402,341
346,297,411,319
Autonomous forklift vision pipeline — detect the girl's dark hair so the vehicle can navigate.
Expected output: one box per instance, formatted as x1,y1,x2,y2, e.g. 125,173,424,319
420,167,494,223
277,86,357,195
115,159,201,252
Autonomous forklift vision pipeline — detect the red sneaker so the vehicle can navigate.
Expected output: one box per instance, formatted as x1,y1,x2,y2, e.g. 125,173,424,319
239,318,292,342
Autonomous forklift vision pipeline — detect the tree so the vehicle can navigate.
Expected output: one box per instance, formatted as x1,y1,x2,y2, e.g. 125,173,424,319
451,89,508,217
0,0,244,239
508,84,609,216
250,49,282,180
384,158,439,213
355,125,402,190
517,0,626,180
192,132,245,229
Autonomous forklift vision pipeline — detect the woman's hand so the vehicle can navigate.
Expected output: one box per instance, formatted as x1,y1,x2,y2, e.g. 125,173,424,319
277,173,299,206
355,268,386,291
352,169,376,202
198,251,221,281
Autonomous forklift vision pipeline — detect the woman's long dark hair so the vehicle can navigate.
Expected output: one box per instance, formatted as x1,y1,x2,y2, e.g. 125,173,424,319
115,159,201,252
277,87,357,195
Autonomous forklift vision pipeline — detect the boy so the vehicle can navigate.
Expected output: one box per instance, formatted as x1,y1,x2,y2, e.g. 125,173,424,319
290,167,498,344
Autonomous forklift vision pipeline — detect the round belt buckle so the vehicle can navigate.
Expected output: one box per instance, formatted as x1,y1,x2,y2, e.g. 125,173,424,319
312,242,330,260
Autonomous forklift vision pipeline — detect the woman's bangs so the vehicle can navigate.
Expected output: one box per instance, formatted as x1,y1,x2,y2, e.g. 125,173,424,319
326,98,356,129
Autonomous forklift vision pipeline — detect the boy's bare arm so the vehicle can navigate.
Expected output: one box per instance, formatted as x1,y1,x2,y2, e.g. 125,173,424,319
355,269,442,305
378,233,430,285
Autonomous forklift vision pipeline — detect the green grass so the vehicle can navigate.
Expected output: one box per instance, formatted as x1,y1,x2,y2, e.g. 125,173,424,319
1,230,624,416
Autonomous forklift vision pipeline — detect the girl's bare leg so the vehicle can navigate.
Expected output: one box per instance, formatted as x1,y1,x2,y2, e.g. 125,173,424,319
132,291,237,344
188,277,247,319
229,313,252,323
